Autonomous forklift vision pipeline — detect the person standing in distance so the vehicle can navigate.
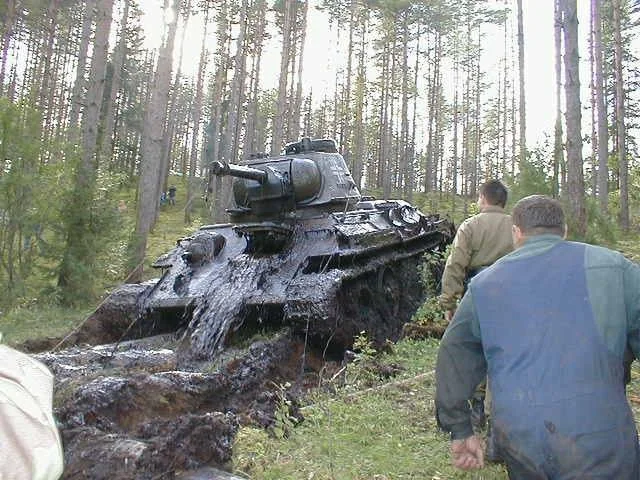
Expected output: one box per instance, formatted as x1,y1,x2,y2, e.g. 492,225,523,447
435,195,640,478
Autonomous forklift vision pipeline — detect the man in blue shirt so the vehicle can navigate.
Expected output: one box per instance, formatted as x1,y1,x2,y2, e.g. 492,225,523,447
435,195,640,478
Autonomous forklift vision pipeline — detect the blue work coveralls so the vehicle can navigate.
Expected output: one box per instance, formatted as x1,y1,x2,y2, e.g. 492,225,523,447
435,235,640,479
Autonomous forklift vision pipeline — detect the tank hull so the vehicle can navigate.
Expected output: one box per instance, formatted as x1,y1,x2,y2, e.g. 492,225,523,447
121,200,453,359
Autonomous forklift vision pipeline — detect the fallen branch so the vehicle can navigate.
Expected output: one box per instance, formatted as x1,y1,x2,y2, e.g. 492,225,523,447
301,370,435,412
343,369,435,401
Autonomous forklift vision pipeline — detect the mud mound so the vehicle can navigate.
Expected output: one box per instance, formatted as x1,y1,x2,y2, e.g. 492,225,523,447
39,332,335,479
62,413,236,480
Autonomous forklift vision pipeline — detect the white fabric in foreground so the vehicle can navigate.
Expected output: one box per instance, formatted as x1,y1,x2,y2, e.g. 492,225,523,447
0,345,63,480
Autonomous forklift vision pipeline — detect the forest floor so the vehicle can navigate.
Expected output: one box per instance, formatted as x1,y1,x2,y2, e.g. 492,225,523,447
3,185,640,479
230,337,640,480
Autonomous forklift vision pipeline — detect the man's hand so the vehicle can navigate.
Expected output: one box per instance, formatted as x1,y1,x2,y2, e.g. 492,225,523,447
444,309,455,322
451,435,485,470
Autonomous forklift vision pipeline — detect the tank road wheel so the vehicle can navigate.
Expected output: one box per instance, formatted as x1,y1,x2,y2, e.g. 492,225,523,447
330,258,427,352
376,266,401,319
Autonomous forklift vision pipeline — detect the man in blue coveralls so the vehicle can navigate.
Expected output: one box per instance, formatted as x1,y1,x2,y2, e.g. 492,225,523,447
435,195,640,479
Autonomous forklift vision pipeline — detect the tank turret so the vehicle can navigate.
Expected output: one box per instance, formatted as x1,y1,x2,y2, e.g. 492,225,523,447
211,137,360,220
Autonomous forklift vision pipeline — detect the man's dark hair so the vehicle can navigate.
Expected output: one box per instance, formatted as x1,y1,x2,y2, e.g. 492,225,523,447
512,195,565,236
479,180,508,207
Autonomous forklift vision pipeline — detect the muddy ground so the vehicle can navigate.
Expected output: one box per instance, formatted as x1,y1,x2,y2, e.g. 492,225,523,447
21,288,444,479
31,329,322,479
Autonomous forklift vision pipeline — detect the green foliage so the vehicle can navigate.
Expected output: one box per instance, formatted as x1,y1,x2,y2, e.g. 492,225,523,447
270,382,299,440
504,142,555,205
56,152,128,305
412,296,445,325
345,331,382,387
581,197,618,245
1,173,202,342
0,99,52,305
352,330,377,358
418,247,449,297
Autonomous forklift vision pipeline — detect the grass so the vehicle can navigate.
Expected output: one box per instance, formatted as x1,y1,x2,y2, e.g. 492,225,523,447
0,304,93,345
233,339,509,480
233,337,640,480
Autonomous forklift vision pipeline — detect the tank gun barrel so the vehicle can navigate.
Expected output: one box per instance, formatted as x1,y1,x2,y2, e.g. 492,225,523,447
210,161,267,184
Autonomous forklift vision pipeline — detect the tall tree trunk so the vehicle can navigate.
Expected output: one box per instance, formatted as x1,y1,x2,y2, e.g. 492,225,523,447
287,1,299,142
162,0,192,196
385,32,396,198
452,32,459,196
400,12,409,197
224,0,247,161
213,0,248,222
472,26,481,197
341,0,356,165
593,0,608,212
613,0,628,230
426,33,439,194
517,0,527,164
377,40,389,192
38,0,61,112
100,0,130,165
292,0,308,142
553,0,563,198
510,25,517,176
561,0,586,236
58,0,114,302
501,3,508,175
408,26,421,201
206,1,230,219
80,0,113,171
68,0,96,137
243,0,267,156
54,29,74,141
129,0,178,282
351,10,367,189
185,6,209,224
271,0,293,155
589,1,597,200
0,0,17,95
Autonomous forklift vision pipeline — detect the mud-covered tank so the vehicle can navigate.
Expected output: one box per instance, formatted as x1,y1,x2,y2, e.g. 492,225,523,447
78,138,454,361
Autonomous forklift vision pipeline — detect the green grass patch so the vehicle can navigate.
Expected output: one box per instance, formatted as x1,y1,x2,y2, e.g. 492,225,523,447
0,304,91,346
233,339,509,479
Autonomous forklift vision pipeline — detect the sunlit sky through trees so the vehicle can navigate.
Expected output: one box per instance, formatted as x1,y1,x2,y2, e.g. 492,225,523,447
136,0,636,151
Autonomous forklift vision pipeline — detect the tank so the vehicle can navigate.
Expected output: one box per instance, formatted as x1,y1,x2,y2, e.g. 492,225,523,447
78,138,455,361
